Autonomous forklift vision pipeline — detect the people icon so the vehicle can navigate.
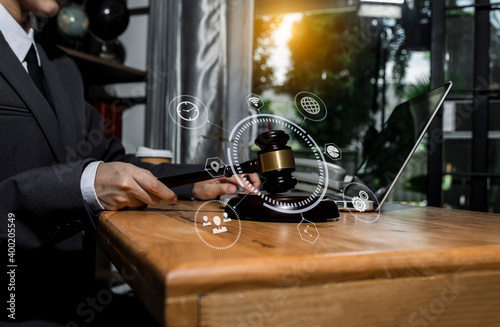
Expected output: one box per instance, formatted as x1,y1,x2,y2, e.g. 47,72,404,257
223,212,231,223
202,215,212,226
212,215,228,234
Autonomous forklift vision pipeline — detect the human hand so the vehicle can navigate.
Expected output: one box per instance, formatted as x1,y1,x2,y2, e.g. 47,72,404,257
191,173,261,200
95,162,177,210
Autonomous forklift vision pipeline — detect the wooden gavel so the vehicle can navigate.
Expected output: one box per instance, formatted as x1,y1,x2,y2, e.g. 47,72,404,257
158,130,298,194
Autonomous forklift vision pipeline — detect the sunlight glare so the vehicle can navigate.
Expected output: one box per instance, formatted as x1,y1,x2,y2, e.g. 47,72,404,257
269,13,303,85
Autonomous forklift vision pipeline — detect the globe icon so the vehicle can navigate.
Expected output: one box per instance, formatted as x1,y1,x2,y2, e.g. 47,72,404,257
300,96,321,115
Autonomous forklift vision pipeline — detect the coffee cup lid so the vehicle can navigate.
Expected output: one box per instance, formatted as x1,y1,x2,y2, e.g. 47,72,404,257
136,146,173,158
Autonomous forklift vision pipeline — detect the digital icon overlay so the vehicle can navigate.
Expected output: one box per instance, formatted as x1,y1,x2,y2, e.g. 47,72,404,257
211,213,232,234
168,95,208,130
176,101,200,121
194,200,241,250
325,143,342,161
352,190,370,212
202,215,212,226
294,91,328,122
245,93,264,111
297,218,319,244
227,114,329,215
342,183,380,223
170,92,334,247
205,157,227,178
300,97,321,115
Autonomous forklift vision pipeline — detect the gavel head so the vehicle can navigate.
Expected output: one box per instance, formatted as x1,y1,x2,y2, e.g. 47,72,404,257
255,130,297,194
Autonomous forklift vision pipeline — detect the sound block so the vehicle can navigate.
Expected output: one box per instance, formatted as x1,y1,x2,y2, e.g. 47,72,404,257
224,194,339,223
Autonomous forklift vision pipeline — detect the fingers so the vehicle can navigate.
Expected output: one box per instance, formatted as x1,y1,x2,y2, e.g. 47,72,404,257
95,162,177,211
225,173,261,193
133,169,177,204
242,173,261,192
191,180,233,200
192,173,262,201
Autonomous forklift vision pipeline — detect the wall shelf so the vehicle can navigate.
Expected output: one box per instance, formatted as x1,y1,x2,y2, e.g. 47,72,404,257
59,46,147,86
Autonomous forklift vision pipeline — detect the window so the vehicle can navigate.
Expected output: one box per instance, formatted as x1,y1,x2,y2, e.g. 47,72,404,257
438,0,500,212
252,0,433,205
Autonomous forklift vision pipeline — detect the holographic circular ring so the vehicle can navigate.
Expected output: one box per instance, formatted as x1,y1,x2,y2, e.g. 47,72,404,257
227,114,329,215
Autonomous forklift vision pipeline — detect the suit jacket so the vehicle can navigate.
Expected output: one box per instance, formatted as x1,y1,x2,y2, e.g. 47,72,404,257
0,32,198,323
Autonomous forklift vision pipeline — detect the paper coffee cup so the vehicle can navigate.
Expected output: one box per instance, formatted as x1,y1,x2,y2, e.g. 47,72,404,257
136,146,173,165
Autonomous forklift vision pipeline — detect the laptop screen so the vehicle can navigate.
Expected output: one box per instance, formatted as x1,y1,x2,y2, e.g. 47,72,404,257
354,82,452,207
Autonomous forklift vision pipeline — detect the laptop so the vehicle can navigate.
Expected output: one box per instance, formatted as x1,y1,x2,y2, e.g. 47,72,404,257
320,81,453,211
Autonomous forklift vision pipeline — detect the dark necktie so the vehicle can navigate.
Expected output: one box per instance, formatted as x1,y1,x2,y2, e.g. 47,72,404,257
25,44,50,100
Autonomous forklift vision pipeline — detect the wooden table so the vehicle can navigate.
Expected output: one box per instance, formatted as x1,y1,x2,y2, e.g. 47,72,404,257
96,201,500,327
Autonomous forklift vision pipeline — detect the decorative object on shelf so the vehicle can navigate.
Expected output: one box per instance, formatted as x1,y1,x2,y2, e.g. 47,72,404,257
57,4,89,39
53,1,89,52
85,0,130,63
87,38,126,64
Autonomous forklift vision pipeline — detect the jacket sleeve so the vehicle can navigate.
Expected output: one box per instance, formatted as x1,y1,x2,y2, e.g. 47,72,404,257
82,102,201,198
0,159,96,249
0,104,200,250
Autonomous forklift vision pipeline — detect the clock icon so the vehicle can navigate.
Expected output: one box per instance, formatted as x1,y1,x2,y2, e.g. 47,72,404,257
176,101,200,121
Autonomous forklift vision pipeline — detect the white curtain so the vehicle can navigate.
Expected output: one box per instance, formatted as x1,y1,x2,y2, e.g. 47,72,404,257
146,0,254,164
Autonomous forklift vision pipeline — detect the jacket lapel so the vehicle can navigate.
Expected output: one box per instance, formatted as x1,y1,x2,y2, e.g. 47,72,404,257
38,45,78,159
0,32,66,163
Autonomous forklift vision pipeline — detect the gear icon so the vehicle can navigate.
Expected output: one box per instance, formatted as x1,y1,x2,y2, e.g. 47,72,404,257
352,196,367,212
359,190,369,201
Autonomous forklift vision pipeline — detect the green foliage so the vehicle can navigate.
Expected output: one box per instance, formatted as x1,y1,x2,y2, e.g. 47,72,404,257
404,74,430,101
251,12,420,148
252,16,283,94
280,13,377,147
390,28,411,96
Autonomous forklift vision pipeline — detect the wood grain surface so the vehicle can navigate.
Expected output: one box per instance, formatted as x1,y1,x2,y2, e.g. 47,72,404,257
96,201,500,326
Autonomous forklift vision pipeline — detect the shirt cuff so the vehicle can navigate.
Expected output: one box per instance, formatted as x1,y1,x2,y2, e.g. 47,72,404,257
81,161,105,212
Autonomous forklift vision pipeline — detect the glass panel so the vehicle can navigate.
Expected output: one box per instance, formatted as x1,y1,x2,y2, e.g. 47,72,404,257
446,0,474,7
490,178,500,213
490,10,500,86
253,3,432,194
489,139,500,174
489,100,500,131
445,7,474,90
489,101,500,174
442,175,471,210
253,12,377,177
442,100,474,133
443,138,472,173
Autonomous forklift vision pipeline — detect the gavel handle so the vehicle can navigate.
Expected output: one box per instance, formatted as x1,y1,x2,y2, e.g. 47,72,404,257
157,159,259,188
157,166,233,188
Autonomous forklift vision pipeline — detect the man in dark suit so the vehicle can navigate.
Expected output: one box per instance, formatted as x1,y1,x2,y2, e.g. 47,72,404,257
0,0,259,325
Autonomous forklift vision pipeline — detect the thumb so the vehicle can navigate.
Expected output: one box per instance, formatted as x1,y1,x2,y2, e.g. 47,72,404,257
219,183,237,196
205,183,237,199
193,180,239,200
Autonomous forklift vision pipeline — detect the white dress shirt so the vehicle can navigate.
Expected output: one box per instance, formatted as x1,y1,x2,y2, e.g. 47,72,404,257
0,3,104,212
